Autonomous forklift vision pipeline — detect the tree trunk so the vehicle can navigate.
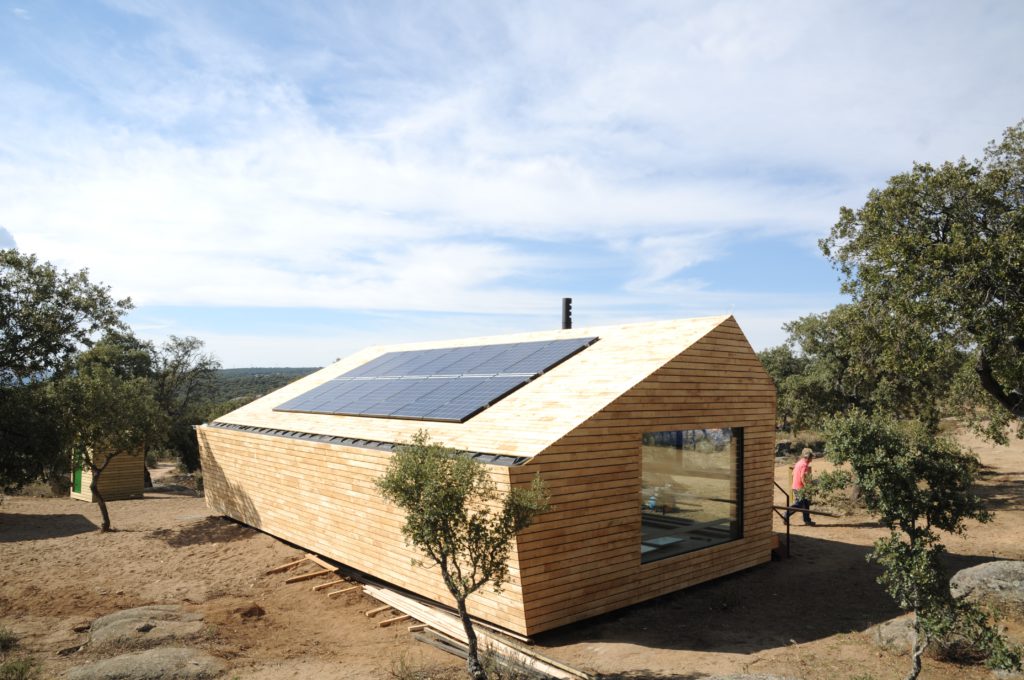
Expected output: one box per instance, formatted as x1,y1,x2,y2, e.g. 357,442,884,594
904,615,927,680
456,597,486,680
976,348,1024,419
90,466,112,532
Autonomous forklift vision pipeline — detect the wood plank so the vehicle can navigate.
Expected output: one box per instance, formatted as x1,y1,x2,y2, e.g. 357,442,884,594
313,579,347,591
266,557,308,575
379,614,412,627
327,585,362,598
284,568,335,584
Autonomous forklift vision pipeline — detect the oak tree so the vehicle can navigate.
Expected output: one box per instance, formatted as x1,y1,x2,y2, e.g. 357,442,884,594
0,250,130,491
820,411,1020,680
822,120,1024,442
376,431,548,680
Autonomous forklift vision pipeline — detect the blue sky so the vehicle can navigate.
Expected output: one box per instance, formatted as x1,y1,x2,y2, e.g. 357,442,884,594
2,1,1023,367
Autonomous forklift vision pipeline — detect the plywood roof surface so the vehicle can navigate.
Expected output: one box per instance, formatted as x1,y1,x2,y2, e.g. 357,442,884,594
213,315,734,457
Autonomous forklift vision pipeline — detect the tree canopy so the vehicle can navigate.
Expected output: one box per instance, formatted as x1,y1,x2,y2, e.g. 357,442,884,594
821,120,1024,442
0,249,131,385
760,303,962,432
0,250,221,493
0,251,131,491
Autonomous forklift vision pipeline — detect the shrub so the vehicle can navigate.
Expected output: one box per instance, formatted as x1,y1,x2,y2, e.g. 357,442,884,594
0,627,17,654
0,658,38,680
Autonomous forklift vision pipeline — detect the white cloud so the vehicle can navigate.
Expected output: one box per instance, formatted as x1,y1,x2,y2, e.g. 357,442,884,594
1,0,1022,343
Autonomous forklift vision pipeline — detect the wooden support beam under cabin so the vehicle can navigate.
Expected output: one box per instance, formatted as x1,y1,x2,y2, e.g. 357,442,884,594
265,557,308,575
365,605,391,617
379,614,412,628
313,579,347,591
284,568,335,584
304,553,338,572
327,585,361,598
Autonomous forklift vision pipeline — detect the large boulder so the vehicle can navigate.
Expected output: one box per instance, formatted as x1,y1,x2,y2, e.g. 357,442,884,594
88,605,204,649
68,647,223,680
950,561,1024,615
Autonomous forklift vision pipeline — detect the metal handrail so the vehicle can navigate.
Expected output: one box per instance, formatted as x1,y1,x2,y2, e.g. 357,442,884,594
772,480,791,557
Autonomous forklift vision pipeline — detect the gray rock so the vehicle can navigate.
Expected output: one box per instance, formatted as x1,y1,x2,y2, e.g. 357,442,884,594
874,617,916,654
89,605,204,649
950,561,1024,614
67,647,224,680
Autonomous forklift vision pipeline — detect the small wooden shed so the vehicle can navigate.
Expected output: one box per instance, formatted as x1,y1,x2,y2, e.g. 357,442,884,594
198,315,776,636
70,451,145,502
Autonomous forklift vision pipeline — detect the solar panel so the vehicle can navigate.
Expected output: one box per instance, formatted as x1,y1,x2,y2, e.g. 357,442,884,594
274,336,598,423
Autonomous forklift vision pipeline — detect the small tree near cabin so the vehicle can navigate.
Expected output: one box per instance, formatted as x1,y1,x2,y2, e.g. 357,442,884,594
376,431,548,680
820,411,1021,680
59,362,164,531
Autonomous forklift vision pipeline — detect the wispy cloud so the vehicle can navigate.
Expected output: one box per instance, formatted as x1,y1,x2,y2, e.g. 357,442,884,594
1,0,1023,362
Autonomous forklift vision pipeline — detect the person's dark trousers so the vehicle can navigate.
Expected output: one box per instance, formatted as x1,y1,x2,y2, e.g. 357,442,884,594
784,489,812,524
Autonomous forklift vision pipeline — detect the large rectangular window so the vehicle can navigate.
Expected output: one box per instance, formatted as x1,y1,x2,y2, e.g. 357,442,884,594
640,428,742,563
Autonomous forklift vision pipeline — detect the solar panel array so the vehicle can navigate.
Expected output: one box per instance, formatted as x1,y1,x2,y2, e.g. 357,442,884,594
274,337,598,423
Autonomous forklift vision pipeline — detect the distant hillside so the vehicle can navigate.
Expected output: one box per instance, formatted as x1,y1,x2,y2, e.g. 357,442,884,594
211,367,320,403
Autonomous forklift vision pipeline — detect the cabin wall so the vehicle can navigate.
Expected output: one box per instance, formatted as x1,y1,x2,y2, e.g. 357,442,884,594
197,427,530,633
70,452,145,502
511,318,776,634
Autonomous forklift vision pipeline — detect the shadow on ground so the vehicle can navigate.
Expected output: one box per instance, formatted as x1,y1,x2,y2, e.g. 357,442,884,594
537,534,998,657
593,672,707,679
148,515,256,548
976,466,1024,512
0,513,98,542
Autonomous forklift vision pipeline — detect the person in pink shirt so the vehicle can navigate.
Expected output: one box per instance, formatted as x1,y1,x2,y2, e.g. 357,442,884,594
784,448,816,526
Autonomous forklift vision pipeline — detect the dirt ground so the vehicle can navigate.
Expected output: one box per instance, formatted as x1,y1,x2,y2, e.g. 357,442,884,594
1,430,1022,680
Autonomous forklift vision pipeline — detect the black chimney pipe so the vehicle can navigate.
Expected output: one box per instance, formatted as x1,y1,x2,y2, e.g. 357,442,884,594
562,297,572,330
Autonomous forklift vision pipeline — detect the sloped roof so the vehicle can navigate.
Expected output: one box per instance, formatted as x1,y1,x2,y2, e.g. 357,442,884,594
211,315,736,458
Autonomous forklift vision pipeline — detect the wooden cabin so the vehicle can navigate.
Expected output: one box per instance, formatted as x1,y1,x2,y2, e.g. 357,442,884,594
198,315,776,636
70,452,145,502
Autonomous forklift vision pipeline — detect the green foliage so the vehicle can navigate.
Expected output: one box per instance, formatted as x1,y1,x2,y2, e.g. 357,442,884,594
0,249,130,385
756,344,812,431
208,367,318,403
0,251,130,491
0,626,17,653
56,348,165,530
822,411,1020,678
760,304,962,432
0,658,39,680
377,431,548,680
822,120,1024,442
824,411,988,536
377,431,548,599
151,336,221,471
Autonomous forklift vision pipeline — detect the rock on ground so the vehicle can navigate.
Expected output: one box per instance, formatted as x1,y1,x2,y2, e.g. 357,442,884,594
88,605,204,649
874,617,916,654
950,561,1024,614
67,647,224,680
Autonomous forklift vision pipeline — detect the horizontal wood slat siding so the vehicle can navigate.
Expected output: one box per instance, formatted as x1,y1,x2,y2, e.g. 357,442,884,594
509,318,776,633
199,315,776,637
70,453,145,502
197,427,531,633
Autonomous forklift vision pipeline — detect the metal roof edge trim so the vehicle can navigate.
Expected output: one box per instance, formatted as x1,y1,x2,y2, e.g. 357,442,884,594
204,421,529,467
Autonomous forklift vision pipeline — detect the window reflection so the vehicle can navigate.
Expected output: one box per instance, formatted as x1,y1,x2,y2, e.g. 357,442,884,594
640,428,742,562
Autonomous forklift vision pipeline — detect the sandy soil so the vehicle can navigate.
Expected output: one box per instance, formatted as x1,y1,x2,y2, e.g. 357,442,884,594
1,432,1022,680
